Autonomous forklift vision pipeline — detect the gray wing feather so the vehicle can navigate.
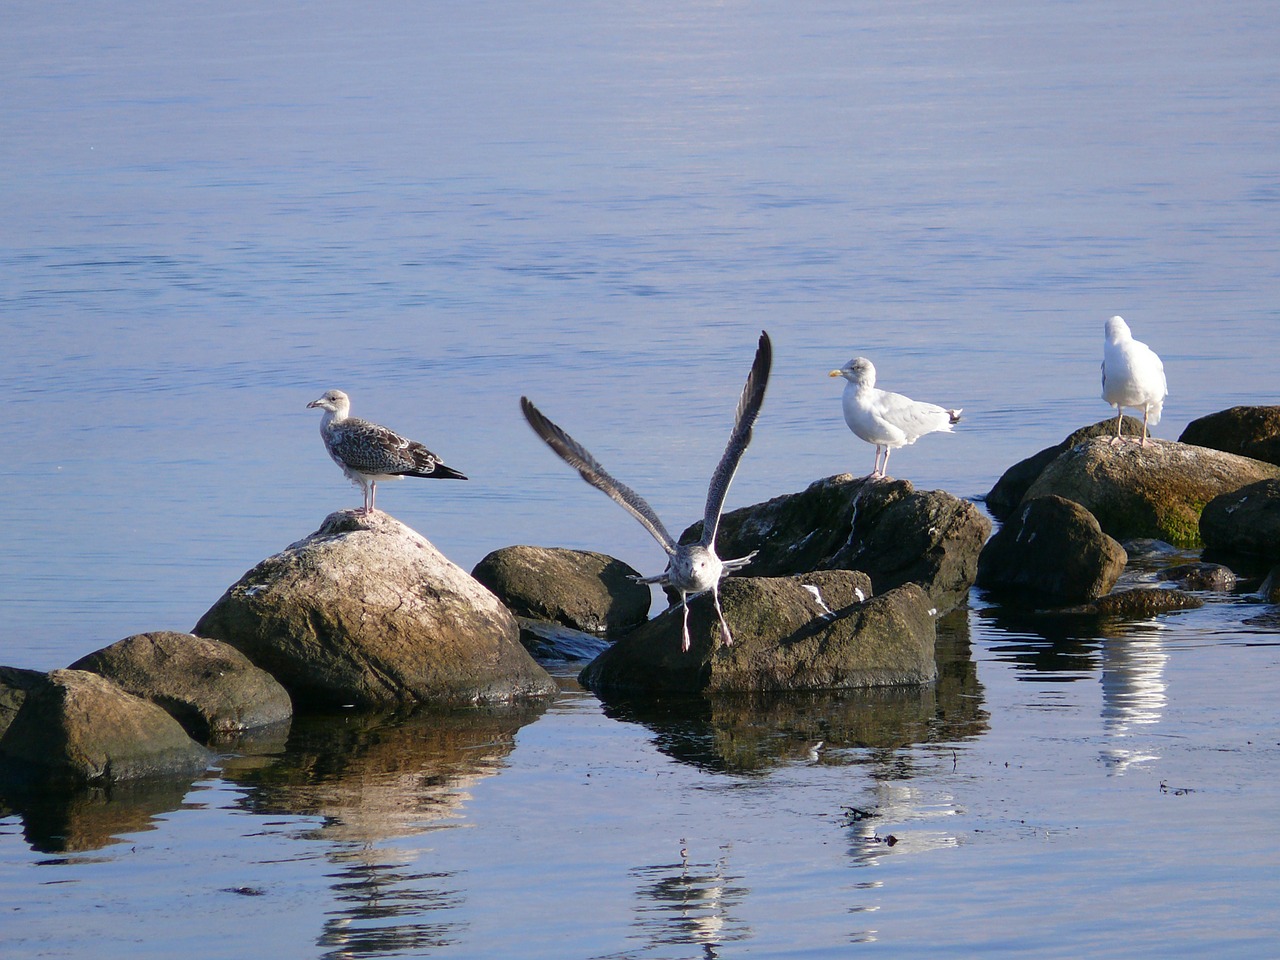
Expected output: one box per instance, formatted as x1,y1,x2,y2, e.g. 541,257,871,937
701,330,772,547
328,418,418,473
521,397,677,556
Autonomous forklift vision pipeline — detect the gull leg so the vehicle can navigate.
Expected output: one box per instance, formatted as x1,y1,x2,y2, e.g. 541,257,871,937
880,447,892,480
1141,408,1150,448
1110,409,1125,446
680,592,692,652
711,586,733,647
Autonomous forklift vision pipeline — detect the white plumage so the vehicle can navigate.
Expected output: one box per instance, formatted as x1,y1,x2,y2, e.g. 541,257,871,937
522,332,772,652
307,389,466,514
1102,316,1167,447
829,357,961,480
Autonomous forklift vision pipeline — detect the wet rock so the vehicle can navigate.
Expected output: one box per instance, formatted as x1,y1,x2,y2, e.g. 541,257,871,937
1159,562,1238,592
1200,479,1280,562
1023,437,1280,547
69,632,293,741
0,670,211,787
580,573,933,695
1179,406,1280,466
1090,588,1204,618
985,417,1146,521
681,474,989,616
1258,567,1280,604
471,545,650,637
516,618,612,662
194,510,557,709
975,496,1127,605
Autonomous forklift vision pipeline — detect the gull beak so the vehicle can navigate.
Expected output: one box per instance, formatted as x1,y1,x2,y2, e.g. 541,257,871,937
306,398,322,408
828,369,844,378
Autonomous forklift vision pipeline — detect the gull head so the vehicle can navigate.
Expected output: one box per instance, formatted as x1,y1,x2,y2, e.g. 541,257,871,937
829,357,876,388
1105,316,1132,343
307,389,350,416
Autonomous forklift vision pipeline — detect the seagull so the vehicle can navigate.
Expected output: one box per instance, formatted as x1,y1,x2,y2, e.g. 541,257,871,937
521,331,772,652
1102,315,1167,447
829,357,961,479
307,389,466,514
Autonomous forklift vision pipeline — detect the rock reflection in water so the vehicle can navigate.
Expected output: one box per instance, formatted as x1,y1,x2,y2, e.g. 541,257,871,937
219,701,547,958
628,843,751,956
598,609,986,775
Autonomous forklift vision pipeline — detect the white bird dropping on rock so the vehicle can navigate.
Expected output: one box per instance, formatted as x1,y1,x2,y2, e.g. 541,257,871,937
1102,316,1167,447
829,357,962,480
521,331,772,653
308,389,467,515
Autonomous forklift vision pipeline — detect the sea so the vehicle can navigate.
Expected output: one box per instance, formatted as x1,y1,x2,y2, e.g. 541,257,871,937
1,2,1278,957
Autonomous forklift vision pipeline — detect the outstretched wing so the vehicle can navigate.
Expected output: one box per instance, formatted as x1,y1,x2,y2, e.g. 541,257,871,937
701,330,772,547
521,396,677,556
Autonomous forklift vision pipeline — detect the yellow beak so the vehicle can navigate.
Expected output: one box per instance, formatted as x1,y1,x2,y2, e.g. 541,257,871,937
828,369,844,378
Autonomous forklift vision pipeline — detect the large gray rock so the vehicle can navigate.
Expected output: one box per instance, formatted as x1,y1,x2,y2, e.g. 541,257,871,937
1179,406,1280,466
194,511,557,709
1023,437,1280,547
0,667,45,742
1200,479,1280,561
0,670,211,787
69,632,293,741
581,573,935,695
471,545,650,636
681,474,989,615
985,418,1147,521
976,495,1127,605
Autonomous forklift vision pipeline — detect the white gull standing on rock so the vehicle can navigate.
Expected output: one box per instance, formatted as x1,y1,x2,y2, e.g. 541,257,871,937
307,389,467,514
829,357,961,480
521,331,772,652
1102,315,1167,447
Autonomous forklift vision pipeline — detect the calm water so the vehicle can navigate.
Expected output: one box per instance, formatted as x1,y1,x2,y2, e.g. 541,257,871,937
2,1,1279,956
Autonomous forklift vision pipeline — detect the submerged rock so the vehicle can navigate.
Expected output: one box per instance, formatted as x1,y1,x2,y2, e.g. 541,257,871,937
194,511,556,709
1200,479,1280,562
580,573,934,695
1158,562,1238,592
681,474,989,615
0,670,211,787
985,417,1147,521
1022,437,1280,547
976,495,1127,605
471,545,650,637
1179,406,1280,466
1089,588,1204,618
69,632,293,741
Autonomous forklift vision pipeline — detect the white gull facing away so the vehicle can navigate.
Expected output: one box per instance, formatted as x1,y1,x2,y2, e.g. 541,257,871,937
308,389,467,514
829,357,961,480
1102,315,1167,447
521,331,772,652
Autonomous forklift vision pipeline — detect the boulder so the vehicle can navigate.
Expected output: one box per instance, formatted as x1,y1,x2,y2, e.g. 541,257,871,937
1200,479,1280,562
580,573,934,695
680,474,989,615
1179,406,1280,466
0,667,45,741
1022,437,1280,547
985,417,1147,520
515,619,612,662
1158,562,1238,592
471,545,650,636
1090,588,1203,618
1258,566,1280,604
69,632,293,741
0,670,211,787
194,511,557,709
976,496,1127,605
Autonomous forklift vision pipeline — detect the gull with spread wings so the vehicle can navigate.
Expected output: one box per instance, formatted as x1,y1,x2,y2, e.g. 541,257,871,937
521,331,772,652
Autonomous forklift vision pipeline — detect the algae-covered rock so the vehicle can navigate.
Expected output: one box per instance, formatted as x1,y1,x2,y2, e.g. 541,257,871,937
69,632,293,741
1022,437,1280,547
976,495,1127,605
580,573,933,695
1090,588,1204,618
472,545,650,637
195,510,556,709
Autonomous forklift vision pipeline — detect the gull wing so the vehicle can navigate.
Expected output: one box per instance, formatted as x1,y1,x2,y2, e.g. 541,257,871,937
521,396,678,556
701,330,772,547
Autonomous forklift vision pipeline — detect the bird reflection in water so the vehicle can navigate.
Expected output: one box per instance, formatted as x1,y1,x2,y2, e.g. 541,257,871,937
628,842,751,957
1099,624,1169,774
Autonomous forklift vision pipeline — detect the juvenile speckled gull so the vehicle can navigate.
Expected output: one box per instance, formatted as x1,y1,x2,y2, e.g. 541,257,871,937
521,331,772,652
1102,315,1167,447
829,357,961,480
307,389,467,514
